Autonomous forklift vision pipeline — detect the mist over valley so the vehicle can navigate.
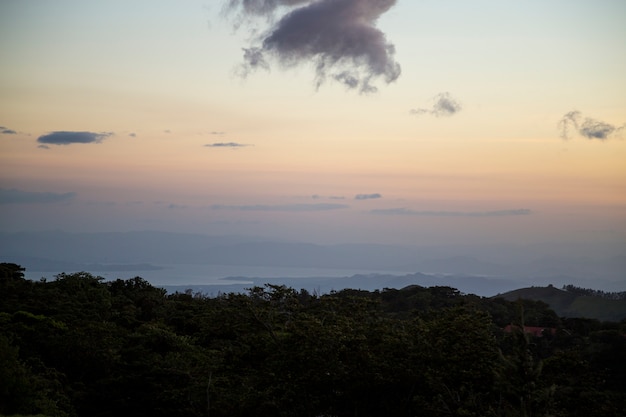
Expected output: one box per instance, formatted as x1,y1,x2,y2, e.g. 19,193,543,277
3,230,623,297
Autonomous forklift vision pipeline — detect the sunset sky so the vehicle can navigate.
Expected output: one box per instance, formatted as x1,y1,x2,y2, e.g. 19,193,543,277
1,0,625,246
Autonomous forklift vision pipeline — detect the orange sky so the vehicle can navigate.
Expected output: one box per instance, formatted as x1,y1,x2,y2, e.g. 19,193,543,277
1,0,625,245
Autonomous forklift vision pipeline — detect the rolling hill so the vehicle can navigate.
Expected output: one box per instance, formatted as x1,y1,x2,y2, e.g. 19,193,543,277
494,285,626,321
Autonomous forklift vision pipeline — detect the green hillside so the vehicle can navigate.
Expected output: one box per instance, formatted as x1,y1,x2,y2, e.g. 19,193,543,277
494,285,626,321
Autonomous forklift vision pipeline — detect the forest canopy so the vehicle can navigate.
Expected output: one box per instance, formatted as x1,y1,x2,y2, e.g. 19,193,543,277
1,262,624,417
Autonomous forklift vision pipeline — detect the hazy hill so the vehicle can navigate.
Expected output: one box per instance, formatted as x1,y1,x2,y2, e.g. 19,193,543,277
494,286,626,321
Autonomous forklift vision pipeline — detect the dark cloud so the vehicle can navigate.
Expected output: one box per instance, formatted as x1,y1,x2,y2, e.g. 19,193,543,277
355,193,382,200
129,132,137,137
411,92,462,117
204,142,250,147
212,203,349,212
558,110,624,140
0,188,76,204
1,126,17,134
227,0,401,93
238,47,270,77
225,0,310,16
370,208,531,217
37,131,113,145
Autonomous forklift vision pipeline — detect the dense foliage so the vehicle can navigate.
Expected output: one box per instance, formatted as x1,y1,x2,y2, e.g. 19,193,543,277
1,263,625,417
562,284,626,300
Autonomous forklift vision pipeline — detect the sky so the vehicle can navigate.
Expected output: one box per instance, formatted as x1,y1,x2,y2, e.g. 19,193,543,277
1,0,625,246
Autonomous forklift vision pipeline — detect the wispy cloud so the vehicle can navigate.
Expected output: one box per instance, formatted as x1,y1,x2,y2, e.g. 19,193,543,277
204,142,251,148
370,208,532,217
355,193,382,200
0,188,76,204
125,200,144,206
411,92,462,117
558,110,624,140
37,131,113,145
312,194,345,200
168,203,188,209
212,203,349,212
226,0,401,93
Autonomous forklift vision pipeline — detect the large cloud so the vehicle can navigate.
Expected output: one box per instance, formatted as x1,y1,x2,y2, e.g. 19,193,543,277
0,188,76,204
558,111,624,140
37,131,113,145
226,0,401,93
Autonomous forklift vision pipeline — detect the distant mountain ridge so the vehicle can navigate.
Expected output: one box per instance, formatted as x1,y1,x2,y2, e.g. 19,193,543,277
1,231,624,294
494,285,626,322
198,272,529,298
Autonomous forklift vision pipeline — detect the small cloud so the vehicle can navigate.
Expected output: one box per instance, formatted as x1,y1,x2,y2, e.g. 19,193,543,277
558,110,624,140
236,47,270,78
168,203,188,209
0,188,76,204
37,144,50,150
164,129,171,134
204,142,251,148
355,193,382,200
211,203,349,212
311,194,346,200
37,131,113,145
210,131,226,135
411,92,462,117
1,127,17,134
370,208,532,217
129,132,137,137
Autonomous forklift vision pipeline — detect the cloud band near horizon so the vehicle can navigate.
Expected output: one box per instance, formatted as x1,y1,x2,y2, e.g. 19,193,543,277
370,208,532,217
212,203,349,212
0,188,76,204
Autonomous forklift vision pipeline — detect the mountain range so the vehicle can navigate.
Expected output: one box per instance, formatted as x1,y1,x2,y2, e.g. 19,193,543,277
1,230,624,295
